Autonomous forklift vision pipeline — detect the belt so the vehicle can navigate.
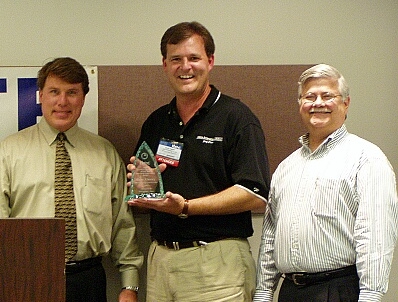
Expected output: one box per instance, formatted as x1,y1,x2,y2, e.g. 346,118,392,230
284,265,357,286
65,257,102,274
154,237,230,250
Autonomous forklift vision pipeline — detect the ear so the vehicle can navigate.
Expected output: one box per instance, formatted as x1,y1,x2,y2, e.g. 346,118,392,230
208,54,215,71
344,96,351,108
343,96,350,120
38,90,43,104
162,57,167,70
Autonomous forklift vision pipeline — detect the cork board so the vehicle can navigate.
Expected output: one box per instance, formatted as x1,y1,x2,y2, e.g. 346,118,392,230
98,65,310,174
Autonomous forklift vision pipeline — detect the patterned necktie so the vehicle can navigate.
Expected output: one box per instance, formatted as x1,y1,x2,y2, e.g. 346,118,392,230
54,132,77,262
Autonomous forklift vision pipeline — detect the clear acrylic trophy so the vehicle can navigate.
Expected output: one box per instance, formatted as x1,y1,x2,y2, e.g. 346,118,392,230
125,141,165,201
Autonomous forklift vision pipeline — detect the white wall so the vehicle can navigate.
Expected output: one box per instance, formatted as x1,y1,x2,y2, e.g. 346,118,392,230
1,1,397,300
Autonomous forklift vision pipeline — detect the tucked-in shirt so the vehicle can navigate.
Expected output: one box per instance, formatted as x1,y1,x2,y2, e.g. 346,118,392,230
254,124,398,302
136,85,270,241
0,118,143,287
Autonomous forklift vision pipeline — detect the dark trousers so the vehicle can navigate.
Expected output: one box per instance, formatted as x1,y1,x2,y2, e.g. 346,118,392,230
278,274,360,302
65,261,107,302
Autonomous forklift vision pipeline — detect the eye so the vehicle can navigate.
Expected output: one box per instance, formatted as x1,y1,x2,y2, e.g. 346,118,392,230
303,93,316,102
190,56,200,62
322,93,334,101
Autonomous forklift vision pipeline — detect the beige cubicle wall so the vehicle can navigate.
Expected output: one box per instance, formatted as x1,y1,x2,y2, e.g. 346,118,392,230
98,65,309,173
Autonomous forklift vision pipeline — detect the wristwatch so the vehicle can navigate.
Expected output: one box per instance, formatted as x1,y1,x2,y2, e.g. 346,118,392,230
122,286,139,293
178,199,189,219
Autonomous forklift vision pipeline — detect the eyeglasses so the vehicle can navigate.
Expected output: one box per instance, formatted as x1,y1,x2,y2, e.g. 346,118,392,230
299,92,342,104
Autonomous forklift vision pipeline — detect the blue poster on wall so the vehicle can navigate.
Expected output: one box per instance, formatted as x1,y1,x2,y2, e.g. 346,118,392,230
18,78,42,130
0,78,6,93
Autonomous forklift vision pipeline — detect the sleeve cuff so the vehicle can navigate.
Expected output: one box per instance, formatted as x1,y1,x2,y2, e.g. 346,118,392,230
253,289,274,302
121,268,140,288
358,290,383,302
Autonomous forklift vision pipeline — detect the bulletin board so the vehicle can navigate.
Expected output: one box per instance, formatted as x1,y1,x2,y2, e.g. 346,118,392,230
97,65,311,174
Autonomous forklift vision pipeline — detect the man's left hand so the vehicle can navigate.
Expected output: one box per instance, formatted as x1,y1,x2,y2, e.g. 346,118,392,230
118,289,138,302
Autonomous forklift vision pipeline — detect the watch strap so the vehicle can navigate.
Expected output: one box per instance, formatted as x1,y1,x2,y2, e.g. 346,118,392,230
122,286,139,292
178,199,189,218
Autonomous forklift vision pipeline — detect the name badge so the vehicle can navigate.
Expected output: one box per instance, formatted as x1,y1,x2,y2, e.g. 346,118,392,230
156,139,183,167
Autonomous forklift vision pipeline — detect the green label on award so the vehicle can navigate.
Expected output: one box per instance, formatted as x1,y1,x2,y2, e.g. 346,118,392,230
125,141,165,200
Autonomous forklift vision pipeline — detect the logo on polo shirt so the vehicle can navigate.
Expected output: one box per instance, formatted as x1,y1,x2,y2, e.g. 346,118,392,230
196,136,223,144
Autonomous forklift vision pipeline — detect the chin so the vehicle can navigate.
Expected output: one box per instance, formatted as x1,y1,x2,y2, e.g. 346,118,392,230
310,117,330,125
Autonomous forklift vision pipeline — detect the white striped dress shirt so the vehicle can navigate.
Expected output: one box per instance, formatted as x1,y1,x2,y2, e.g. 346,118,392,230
254,125,398,302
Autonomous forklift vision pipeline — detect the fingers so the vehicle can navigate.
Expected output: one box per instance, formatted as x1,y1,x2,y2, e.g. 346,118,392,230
127,163,137,172
128,157,167,173
158,163,167,172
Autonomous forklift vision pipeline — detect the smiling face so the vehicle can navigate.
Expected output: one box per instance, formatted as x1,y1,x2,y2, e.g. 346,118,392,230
299,77,350,139
162,34,214,101
39,74,85,132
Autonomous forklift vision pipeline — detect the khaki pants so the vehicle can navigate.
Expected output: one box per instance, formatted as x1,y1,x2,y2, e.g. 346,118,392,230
146,238,256,302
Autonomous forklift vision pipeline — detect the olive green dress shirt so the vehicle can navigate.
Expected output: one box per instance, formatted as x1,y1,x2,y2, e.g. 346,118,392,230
0,118,143,287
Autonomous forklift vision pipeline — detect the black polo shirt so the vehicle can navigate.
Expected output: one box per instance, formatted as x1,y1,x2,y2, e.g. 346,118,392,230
136,85,270,241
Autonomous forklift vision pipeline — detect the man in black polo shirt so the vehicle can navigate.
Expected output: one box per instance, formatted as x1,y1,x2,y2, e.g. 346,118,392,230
127,21,270,301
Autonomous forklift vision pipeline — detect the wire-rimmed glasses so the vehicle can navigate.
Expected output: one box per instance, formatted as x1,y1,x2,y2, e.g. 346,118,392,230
299,92,342,104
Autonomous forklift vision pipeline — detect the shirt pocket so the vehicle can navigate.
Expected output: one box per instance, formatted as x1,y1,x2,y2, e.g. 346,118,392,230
81,174,112,215
311,178,339,218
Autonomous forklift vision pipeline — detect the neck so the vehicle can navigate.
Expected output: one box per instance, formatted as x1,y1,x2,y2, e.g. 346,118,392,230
176,85,211,124
308,130,331,151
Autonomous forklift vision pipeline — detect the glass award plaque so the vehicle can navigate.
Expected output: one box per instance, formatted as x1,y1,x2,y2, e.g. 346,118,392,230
125,141,165,201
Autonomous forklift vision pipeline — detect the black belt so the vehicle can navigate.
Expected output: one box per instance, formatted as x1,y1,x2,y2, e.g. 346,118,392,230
284,265,357,286
154,237,230,250
65,257,102,274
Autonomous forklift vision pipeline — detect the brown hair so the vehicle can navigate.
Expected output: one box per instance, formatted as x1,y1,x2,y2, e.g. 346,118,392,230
160,21,215,59
37,57,89,95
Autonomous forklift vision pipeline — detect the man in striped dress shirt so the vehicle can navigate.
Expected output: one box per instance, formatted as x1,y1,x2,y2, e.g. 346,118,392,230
254,64,398,302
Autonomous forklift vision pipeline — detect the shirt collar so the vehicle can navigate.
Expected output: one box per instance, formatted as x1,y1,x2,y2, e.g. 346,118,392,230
299,124,348,154
199,85,221,112
38,118,78,147
167,85,221,118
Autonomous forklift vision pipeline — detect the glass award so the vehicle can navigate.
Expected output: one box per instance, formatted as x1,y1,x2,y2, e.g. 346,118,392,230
125,141,165,201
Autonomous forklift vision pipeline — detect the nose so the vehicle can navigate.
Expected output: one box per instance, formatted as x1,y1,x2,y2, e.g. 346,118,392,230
57,92,68,105
312,95,325,106
180,58,191,70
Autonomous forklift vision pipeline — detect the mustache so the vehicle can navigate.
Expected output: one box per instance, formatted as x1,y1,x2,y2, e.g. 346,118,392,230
309,108,331,113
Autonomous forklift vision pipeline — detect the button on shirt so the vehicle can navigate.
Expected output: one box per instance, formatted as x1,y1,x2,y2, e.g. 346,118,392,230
0,118,143,287
254,125,398,302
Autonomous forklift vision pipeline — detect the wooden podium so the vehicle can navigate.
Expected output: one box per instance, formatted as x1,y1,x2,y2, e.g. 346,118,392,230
0,218,65,302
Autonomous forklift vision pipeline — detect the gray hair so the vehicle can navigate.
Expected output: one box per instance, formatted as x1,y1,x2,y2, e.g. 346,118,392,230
298,64,349,101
